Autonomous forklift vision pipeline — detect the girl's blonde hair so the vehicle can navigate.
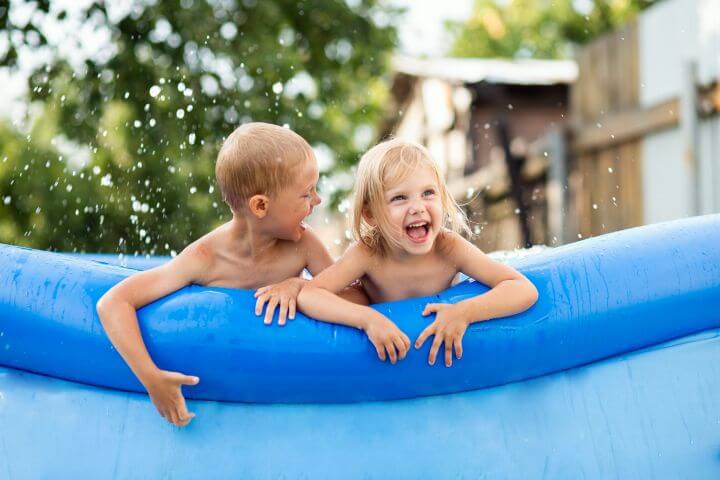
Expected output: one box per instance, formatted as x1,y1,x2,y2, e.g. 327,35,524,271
352,138,470,256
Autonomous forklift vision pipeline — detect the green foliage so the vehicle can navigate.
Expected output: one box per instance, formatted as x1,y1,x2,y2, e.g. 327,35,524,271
0,0,396,253
449,0,656,59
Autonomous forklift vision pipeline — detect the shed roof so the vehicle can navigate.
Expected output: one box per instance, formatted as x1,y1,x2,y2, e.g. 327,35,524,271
393,56,578,86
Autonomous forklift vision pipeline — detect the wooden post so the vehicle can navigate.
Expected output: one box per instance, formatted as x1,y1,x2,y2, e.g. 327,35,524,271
680,60,701,215
545,128,567,245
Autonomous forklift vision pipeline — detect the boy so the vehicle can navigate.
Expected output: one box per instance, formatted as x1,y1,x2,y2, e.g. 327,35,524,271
97,122,363,427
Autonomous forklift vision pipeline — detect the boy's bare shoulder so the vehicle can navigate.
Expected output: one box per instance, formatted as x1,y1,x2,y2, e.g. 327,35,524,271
174,230,221,279
295,225,325,251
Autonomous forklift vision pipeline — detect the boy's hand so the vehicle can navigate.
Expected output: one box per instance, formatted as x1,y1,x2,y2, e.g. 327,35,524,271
363,313,411,364
143,369,200,427
254,278,306,326
415,303,469,367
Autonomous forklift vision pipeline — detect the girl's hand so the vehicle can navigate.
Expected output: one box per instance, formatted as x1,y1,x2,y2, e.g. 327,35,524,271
415,303,469,367
363,313,411,364
254,278,306,326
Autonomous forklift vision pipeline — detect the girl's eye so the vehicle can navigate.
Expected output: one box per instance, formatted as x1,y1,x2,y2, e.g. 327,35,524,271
423,189,436,197
390,195,406,202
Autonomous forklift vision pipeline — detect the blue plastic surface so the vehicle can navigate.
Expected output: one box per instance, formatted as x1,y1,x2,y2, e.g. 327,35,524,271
1,330,719,479
1,215,720,403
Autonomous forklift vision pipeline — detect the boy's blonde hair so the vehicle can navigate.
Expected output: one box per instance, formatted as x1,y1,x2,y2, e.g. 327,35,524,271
352,138,469,256
215,122,315,211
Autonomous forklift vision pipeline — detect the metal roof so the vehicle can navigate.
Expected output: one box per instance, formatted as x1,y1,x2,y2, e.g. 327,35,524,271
393,56,578,86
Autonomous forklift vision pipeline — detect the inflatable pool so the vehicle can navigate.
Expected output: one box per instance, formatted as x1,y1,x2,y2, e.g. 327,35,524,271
1,215,719,478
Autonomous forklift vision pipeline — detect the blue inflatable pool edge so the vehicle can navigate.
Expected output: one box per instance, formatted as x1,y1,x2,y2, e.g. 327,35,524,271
1,214,720,479
1,215,719,404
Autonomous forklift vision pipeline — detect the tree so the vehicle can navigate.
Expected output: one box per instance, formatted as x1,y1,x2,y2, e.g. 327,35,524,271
0,0,397,253
448,0,657,59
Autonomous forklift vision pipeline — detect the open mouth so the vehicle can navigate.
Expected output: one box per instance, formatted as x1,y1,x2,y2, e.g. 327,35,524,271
405,221,430,244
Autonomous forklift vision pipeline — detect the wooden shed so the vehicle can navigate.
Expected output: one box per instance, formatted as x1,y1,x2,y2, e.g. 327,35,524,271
381,56,577,251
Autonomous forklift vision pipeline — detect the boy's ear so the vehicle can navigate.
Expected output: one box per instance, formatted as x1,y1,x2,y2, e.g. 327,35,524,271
248,194,270,219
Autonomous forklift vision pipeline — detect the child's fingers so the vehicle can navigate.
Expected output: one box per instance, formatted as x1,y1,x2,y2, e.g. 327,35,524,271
264,297,279,325
374,341,386,361
289,299,296,320
422,303,439,316
401,332,411,350
177,374,200,386
168,409,180,426
254,294,269,316
428,335,443,365
393,336,408,359
278,298,289,326
445,340,453,367
385,342,398,364
454,337,463,359
254,286,269,298
415,323,435,349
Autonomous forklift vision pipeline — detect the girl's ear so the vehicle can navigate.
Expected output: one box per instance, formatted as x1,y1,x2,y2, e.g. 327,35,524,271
361,207,376,226
248,194,270,219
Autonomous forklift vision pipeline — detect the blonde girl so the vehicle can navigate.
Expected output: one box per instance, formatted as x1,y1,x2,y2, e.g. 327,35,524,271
297,138,538,367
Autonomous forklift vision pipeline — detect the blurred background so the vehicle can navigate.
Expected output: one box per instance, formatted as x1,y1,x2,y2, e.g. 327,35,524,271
0,0,718,257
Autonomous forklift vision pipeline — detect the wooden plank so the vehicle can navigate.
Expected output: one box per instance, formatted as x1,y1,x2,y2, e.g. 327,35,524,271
595,149,616,234
699,81,720,117
618,141,643,227
571,98,680,153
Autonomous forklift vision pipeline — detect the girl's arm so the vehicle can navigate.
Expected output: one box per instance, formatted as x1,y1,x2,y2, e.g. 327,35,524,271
447,233,538,321
298,243,410,363
415,232,538,367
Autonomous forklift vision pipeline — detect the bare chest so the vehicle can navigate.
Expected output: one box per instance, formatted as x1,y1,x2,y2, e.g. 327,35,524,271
364,260,458,303
203,249,307,290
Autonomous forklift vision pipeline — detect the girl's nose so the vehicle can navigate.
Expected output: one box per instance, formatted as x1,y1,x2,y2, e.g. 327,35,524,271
312,192,322,206
409,202,425,215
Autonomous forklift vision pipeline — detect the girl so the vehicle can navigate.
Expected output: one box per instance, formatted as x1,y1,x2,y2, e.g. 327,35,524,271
297,138,538,367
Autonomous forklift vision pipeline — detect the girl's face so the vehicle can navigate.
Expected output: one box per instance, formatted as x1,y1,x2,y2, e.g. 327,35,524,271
381,165,443,256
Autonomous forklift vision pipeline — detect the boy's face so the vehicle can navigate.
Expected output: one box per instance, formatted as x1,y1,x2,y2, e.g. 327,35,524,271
265,156,321,241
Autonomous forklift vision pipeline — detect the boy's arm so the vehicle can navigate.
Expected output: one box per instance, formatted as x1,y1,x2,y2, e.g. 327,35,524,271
416,232,538,367
298,243,410,363
254,229,368,326
96,245,210,426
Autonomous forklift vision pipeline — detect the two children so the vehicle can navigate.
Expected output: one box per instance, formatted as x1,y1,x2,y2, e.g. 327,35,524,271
97,123,538,427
